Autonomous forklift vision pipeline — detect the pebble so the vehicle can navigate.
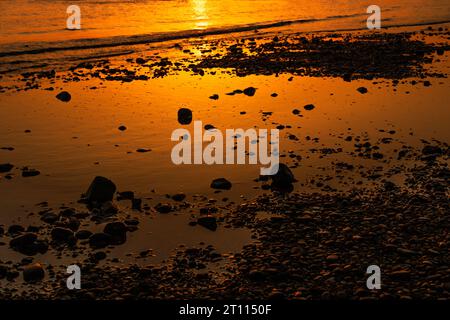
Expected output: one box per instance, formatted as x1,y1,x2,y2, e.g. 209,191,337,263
243,87,257,96
85,176,117,203
55,91,71,102
178,108,192,125
22,168,40,177
357,87,368,94
89,233,112,249
155,203,172,213
23,263,45,282
210,178,232,190
0,163,13,173
51,227,75,243
197,216,217,231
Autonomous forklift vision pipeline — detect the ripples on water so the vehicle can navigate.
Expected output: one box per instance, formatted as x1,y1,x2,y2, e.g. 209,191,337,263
1,0,450,47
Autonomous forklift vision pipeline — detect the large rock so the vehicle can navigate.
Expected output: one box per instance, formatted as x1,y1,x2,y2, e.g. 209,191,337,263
210,178,232,190
270,163,296,186
85,176,117,203
23,263,45,282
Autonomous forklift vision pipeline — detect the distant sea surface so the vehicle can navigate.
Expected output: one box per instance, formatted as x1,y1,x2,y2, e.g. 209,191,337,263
0,0,449,70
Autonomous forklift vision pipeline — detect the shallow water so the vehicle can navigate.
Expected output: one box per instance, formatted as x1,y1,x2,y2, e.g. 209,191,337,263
1,41,449,219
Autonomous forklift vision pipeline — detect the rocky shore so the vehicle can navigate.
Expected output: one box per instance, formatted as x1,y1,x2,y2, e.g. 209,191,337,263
0,138,448,300
0,24,449,300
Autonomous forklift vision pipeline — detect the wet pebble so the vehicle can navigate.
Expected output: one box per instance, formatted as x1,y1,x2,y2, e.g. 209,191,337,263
56,91,71,102
23,263,45,282
210,178,232,190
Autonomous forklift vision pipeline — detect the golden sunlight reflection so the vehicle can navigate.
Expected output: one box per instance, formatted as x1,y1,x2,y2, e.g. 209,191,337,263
191,0,209,29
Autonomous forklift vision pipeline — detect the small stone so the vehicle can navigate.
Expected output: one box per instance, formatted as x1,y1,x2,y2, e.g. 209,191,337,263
210,178,232,190
178,108,192,125
132,198,142,210
397,248,419,256
204,124,216,131
104,222,127,245
118,125,127,131
0,163,13,173
136,148,151,153
155,203,172,213
23,263,45,282
56,91,71,102
248,270,266,281
93,251,107,261
390,269,411,280
89,233,112,248
100,201,118,215
197,216,217,231
10,233,48,256
270,163,295,186
0,265,7,278
326,254,339,261
422,145,442,155
303,104,315,111
372,152,384,160
243,87,257,96
8,224,25,235
75,230,92,240
124,219,139,226
85,176,117,203
104,222,127,237
51,227,74,243
172,193,186,201
22,169,40,177
357,87,368,94
41,212,59,224
209,94,219,100
118,191,134,200
10,233,37,249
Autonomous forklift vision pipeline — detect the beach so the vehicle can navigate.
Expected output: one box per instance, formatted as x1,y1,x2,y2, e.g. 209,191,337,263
0,0,449,301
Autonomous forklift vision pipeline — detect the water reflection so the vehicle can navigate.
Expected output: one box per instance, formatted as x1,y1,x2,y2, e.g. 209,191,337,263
191,0,209,29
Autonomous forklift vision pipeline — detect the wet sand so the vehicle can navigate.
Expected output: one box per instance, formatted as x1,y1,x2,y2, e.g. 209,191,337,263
0,23,449,299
